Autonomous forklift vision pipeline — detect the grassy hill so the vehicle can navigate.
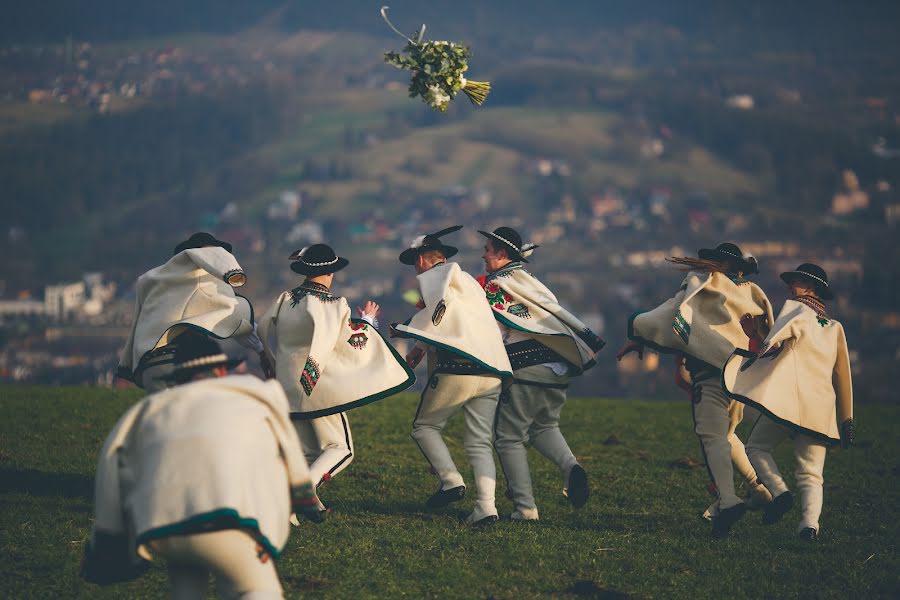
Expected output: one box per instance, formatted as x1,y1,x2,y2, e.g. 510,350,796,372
1,385,897,598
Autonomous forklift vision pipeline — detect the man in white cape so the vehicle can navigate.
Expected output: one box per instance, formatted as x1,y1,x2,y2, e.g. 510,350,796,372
82,335,323,598
393,226,513,526
723,263,854,541
258,244,415,517
478,226,605,521
117,232,264,393
617,242,775,538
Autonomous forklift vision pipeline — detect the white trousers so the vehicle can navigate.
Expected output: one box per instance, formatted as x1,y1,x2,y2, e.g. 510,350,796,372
148,529,283,599
746,416,828,532
411,373,502,520
293,412,354,488
494,365,575,517
691,374,745,509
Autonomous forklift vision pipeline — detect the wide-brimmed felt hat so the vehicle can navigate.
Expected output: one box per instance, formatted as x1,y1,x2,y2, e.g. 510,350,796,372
399,226,462,265
477,227,539,263
697,242,758,275
290,244,349,276
164,334,244,384
173,232,233,256
780,263,833,300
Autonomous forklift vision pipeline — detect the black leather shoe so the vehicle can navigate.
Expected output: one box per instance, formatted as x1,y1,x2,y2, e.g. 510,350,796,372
469,514,499,528
711,502,748,538
566,465,590,509
425,485,466,509
798,527,818,541
762,492,794,525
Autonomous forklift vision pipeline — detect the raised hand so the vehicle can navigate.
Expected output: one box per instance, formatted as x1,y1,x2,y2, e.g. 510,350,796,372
616,342,644,361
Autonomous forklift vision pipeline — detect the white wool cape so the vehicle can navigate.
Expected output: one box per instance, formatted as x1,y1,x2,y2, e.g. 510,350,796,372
119,247,254,373
628,270,774,369
396,263,512,377
483,263,604,374
92,375,309,561
722,300,853,445
258,288,415,418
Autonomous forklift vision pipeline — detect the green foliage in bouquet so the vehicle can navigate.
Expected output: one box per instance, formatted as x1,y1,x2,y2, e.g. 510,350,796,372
381,7,490,112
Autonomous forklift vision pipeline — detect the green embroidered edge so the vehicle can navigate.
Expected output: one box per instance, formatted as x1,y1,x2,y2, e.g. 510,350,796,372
484,261,528,282
135,508,283,558
492,312,598,374
626,310,718,371
395,327,513,379
291,318,416,420
673,310,691,344
720,349,840,446
147,293,257,357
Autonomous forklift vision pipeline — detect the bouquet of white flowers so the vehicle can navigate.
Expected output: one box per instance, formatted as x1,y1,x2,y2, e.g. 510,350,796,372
381,6,490,113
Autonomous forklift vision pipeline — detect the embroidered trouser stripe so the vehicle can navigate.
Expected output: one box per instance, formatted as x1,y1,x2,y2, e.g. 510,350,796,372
293,413,354,487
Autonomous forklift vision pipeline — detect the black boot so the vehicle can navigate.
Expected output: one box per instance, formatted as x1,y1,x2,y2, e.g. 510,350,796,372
798,527,818,541
425,485,466,509
762,491,794,525
566,465,590,509
711,502,748,539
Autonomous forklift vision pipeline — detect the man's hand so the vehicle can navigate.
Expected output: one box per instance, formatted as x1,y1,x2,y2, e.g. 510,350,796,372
616,342,644,361
840,418,855,449
406,346,425,368
259,353,275,379
358,300,381,321
740,313,764,353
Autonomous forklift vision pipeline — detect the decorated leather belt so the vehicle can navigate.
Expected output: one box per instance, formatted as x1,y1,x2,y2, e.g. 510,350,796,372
434,349,493,376
505,340,569,371
133,344,178,379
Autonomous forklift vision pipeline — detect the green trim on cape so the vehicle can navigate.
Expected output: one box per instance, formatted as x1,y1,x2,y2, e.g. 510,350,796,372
492,311,596,374
290,318,416,420
135,507,282,558
720,349,840,446
396,327,513,379
626,309,717,371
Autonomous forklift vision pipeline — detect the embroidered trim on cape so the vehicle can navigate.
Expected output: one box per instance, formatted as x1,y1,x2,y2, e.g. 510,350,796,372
300,356,321,395
577,327,605,352
728,274,751,286
507,303,531,319
485,281,515,311
485,261,529,282
793,295,829,323
290,283,341,306
347,320,369,349
432,300,447,325
673,309,691,344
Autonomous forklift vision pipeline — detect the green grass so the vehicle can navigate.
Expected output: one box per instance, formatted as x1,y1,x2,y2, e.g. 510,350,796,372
1,386,897,598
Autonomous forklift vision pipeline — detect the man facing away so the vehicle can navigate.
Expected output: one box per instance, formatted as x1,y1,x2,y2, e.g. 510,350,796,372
479,226,605,520
393,226,513,526
82,335,323,599
117,232,265,393
258,244,415,519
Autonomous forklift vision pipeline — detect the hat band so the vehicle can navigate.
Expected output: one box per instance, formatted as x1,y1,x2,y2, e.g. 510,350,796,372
790,271,829,287
490,232,521,254
719,249,741,260
175,353,229,370
302,257,339,267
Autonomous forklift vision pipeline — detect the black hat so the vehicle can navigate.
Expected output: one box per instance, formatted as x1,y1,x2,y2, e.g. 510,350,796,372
289,244,349,276
173,232,233,256
697,242,758,275
477,227,539,263
164,334,244,384
780,263,833,300
399,226,462,265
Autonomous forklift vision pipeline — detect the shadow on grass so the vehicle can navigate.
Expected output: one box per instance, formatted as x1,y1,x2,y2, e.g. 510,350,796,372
0,467,94,500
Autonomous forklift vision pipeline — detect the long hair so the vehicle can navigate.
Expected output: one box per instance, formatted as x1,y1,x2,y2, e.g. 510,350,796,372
666,257,731,273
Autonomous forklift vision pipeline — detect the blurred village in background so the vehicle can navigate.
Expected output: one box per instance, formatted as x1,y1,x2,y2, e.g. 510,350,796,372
1,2,898,400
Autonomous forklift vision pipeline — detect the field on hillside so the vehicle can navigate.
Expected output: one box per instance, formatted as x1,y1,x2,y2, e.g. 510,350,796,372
1,386,898,599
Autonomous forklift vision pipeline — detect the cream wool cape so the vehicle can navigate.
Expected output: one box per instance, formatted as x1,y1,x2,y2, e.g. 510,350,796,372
92,375,310,562
484,262,605,375
119,247,255,377
722,300,853,445
627,270,774,369
396,262,512,378
258,287,415,419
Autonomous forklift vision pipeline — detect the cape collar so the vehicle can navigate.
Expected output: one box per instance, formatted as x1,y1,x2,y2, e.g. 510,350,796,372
486,261,526,282
727,272,750,286
290,281,338,306
793,295,828,320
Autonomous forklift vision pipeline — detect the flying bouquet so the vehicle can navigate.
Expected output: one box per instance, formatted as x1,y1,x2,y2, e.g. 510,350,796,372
381,6,490,112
